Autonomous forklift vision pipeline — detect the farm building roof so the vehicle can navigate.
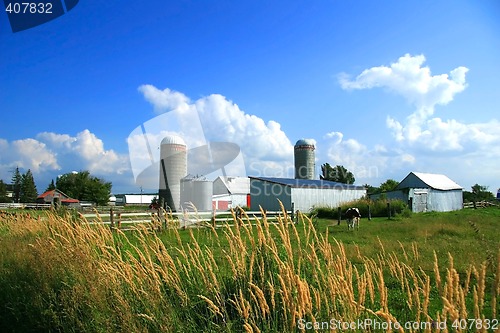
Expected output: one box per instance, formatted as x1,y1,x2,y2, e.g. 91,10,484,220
37,189,79,203
396,172,463,191
249,177,365,190
215,176,250,194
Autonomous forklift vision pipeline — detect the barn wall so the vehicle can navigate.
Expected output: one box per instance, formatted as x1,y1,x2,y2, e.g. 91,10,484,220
213,178,229,195
231,194,249,208
291,188,366,212
427,189,463,212
250,179,291,211
124,195,158,205
408,188,463,212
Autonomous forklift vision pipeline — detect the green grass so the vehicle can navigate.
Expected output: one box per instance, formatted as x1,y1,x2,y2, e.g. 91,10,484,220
0,206,499,332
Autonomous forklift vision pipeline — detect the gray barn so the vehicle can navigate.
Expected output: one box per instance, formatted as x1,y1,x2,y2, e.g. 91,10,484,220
249,177,366,212
370,172,463,212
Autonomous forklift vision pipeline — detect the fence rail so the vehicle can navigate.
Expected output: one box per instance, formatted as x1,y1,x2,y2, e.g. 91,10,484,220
463,201,498,209
0,203,51,209
81,209,293,229
0,203,293,229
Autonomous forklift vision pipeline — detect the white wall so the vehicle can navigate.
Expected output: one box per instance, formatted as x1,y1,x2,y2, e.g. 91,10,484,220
291,188,366,212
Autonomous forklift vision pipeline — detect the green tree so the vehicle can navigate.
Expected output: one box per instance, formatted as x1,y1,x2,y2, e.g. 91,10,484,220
463,184,495,202
320,163,355,184
56,171,112,206
11,167,21,203
45,179,56,192
0,180,10,203
379,179,399,192
363,184,379,195
20,169,38,203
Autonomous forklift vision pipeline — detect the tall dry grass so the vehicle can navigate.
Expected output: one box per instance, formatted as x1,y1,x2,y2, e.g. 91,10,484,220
0,206,498,332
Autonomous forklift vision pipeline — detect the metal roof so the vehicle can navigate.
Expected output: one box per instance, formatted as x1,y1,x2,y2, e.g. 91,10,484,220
161,135,186,146
295,138,315,147
216,176,250,194
249,176,365,190
397,172,463,190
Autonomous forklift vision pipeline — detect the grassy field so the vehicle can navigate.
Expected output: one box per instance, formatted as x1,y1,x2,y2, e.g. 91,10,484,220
0,206,498,332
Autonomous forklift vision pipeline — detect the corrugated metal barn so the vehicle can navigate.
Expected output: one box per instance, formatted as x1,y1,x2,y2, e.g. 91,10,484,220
370,172,463,212
249,177,366,212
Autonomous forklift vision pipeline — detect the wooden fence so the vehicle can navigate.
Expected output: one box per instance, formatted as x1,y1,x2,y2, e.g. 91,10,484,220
0,203,51,209
463,201,498,209
81,208,294,229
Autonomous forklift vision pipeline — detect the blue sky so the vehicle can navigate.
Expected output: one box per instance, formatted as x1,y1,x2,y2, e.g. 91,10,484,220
1,0,499,194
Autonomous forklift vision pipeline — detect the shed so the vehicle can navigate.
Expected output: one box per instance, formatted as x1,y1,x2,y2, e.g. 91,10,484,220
370,172,463,212
212,176,250,210
249,177,366,212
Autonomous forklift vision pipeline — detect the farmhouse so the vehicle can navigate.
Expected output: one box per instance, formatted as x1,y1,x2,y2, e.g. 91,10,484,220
212,176,250,210
249,177,366,212
370,172,463,212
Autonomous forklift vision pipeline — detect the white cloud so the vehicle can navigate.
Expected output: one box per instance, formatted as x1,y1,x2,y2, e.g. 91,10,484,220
336,54,500,191
37,130,129,175
0,130,132,193
339,54,468,109
138,85,191,114
195,94,293,161
0,138,60,173
133,86,294,181
340,53,500,153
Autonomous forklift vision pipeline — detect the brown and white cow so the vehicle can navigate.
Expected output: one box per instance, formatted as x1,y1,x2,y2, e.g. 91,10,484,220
345,208,361,230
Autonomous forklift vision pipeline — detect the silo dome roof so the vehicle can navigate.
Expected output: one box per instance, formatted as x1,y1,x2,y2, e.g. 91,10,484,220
161,135,186,146
295,138,315,146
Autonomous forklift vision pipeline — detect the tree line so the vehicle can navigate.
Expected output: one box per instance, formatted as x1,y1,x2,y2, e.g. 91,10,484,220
320,163,496,200
0,168,112,206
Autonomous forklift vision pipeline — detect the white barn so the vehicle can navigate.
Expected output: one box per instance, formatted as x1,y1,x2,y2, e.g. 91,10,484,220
115,194,158,206
370,172,463,212
212,176,250,210
249,177,366,212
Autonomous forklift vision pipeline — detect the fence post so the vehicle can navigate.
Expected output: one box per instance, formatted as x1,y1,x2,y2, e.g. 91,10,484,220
337,207,342,225
110,207,114,229
387,202,391,219
368,205,372,221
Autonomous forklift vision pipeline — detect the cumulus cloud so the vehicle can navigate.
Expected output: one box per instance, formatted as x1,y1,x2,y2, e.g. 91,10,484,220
340,53,500,153
339,54,468,109
138,85,191,113
0,130,131,192
133,85,294,183
0,138,59,173
321,131,417,184
37,130,129,175
194,94,293,161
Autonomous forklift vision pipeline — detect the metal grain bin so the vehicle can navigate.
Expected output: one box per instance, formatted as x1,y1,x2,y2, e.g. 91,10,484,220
180,176,213,212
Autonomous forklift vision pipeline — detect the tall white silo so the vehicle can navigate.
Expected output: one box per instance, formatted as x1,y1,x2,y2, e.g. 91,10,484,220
294,139,315,180
159,135,187,211
180,176,213,212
